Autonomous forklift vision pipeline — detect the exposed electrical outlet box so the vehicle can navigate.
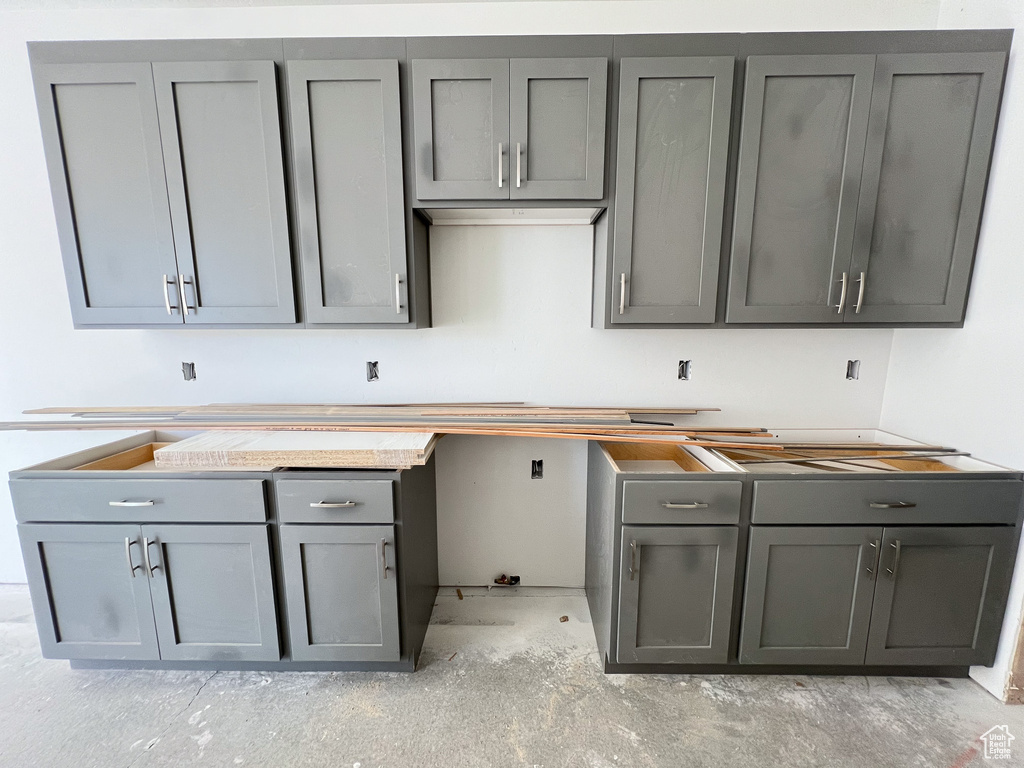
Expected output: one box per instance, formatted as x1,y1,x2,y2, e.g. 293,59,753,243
366,362,379,382
182,362,196,382
846,360,861,380
678,360,692,381
531,459,543,479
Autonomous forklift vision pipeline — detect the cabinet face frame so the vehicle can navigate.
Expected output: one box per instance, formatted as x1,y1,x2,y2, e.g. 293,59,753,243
18,523,160,660
32,62,183,327
508,57,607,200
611,56,734,324
287,59,410,324
616,525,738,663
411,58,511,200
152,60,296,325
847,52,1006,324
727,54,875,324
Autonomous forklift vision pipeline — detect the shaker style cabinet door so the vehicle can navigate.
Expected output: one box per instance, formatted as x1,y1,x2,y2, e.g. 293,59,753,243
18,524,160,660
611,57,734,324
616,525,737,664
288,60,409,323
412,59,510,200
739,526,882,664
153,61,295,324
32,62,182,326
847,52,1006,324
727,55,875,323
865,526,1015,666
143,524,280,662
280,525,400,662
508,58,607,200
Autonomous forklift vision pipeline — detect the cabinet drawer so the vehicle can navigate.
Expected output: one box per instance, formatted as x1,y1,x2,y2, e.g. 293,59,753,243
751,479,1023,525
10,479,266,523
275,479,394,523
622,481,742,524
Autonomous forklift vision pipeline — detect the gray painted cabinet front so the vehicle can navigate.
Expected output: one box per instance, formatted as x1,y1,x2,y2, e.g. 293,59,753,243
288,60,409,324
848,52,1006,324
144,524,280,662
31,62,181,327
611,57,734,324
18,524,160,660
617,525,737,663
727,55,875,323
865,526,1014,666
153,60,295,324
740,526,882,665
280,524,400,662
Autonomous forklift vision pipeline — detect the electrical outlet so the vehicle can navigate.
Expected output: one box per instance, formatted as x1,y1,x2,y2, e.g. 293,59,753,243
531,459,543,479
846,360,861,380
366,361,379,382
182,362,196,381
678,360,692,381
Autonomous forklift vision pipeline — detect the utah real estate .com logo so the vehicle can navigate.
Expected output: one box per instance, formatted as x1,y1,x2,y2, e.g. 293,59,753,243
981,725,1014,760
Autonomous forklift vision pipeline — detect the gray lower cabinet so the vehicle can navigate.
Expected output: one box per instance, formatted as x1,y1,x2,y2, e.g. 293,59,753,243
617,525,737,663
280,524,400,662
287,59,410,324
611,57,734,324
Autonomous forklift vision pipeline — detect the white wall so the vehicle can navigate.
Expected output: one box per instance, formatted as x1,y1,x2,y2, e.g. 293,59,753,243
0,0,946,586
879,0,1024,701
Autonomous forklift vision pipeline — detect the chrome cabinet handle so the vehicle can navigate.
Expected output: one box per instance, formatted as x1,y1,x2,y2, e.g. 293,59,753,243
662,502,709,509
497,142,503,188
869,501,917,509
866,539,881,577
835,272,848,314
143,536,161,576
516,142,522,188
162,275,178,315
109,500,155,507
178,274,190,316
629,540,637,580
125,537,141,578
619,273,626,315
854,271,866,314
309,501,357,508
395,274,403,315
886,539,902,578
381,538,389,580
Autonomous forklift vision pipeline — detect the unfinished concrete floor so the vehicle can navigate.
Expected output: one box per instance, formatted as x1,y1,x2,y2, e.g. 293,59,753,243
1,584,1023,768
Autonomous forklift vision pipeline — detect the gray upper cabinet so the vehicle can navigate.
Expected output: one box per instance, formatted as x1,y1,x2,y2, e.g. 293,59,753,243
412,59,510,200
412,57,606,200
611,57,734,324
740,526,881,665
727,55,875,324
847,52,1006,324
508,58,607,200
617,525,737,664
153,61,295,324
865,526,1014,666
32,62,181,327
288,60,409,324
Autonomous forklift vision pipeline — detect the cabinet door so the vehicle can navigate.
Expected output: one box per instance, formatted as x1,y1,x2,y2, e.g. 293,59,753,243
32,62,182,326
280,525,400,661
611,57,734,324
616,525,737,663
153,61,295,324
288,60,409,324
18,524,159,660
508,58,606,200
727,55,874,323
848,53,1006,323
865,526,1015,666
143,524,280,662
739,526,882,664
412,59,510,200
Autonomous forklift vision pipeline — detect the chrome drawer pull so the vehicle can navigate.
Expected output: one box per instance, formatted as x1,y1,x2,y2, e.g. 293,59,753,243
109,500,155,507
310,501,357,508
869,501,917,509
662,502,709,509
